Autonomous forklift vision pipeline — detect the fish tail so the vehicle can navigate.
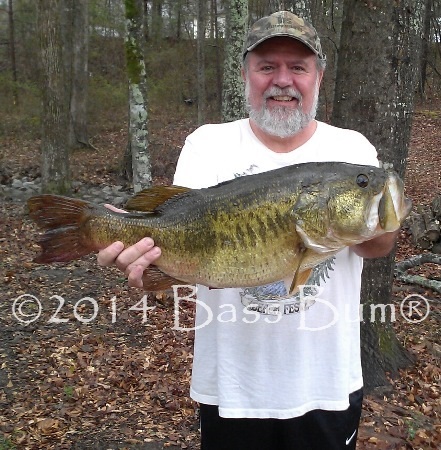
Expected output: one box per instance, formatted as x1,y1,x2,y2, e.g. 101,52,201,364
27,195,97,263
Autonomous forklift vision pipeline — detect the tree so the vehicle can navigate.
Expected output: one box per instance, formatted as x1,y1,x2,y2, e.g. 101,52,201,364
61,0,90,149
332,0,426,390
212,0,223,116
8,0,19,106
123,0,151,192
197,0,207,125
222,0,248,122
285,0,313,21
420,0,433,96
37,0,71,194
151,0,163,40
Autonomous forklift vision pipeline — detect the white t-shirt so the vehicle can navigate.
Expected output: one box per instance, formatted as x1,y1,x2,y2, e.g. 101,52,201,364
173,119,378,419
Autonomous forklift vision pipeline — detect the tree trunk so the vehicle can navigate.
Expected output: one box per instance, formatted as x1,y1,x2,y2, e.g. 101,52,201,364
8,0,19,106
175,0,182,40
222,0,248,123
124,0,151,192
70,0,90,148
419,0,432,97
151,0,163,41
197,0,207,125
60,0,90,150
37,0,71,195
213,0,223,117
287,0,313,22
332,0,425,390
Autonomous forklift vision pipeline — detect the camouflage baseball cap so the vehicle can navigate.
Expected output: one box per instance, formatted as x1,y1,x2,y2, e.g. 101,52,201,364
243,11,325,60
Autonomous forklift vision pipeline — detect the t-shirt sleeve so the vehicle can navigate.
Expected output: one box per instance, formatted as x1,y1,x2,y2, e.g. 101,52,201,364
173,126,219,189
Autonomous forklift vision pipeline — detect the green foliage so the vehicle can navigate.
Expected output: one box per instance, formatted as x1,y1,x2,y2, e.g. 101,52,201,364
145,40,221,121
0,436,16,450
63,385,75,398
419,109,440,119
123,0,138,21
88,75,128,132
404,412,426,440
0,74,41,138
89,0,125,37
0,37,223,139
145,41,195,114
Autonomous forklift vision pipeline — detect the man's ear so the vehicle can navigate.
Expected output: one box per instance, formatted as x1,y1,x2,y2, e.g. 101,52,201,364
241,67,246,81
317,69,324,88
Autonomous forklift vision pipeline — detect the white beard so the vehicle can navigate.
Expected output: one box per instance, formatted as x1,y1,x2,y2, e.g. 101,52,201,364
245,80,319,138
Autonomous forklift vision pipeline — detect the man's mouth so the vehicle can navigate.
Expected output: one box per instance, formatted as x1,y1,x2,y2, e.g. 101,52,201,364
270,95,295,102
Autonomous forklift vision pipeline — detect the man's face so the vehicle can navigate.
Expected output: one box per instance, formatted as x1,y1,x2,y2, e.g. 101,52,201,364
243,37,324,138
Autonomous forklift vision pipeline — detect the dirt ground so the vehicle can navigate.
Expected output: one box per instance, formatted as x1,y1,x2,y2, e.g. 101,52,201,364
0,111,440,449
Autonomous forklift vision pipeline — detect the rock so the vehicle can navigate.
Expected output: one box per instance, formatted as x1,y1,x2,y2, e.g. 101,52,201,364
23,181,39,192
5,178,133,206
11,179,23,188
90,188,102,197
113,196,126,206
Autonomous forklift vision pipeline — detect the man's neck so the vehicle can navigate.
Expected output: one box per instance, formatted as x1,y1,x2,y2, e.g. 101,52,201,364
249,119,318,153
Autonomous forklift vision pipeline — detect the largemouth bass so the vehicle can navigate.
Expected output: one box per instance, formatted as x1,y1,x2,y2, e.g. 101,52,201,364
27,162,412,293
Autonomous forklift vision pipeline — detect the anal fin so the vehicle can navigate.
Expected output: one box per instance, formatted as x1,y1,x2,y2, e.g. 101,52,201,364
141,266,186,292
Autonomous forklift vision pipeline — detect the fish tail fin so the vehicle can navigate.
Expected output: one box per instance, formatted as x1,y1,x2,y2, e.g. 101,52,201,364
27,195,97,263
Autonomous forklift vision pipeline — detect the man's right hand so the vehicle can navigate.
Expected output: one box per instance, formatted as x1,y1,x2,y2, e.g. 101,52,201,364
97,238,161,288
97,205,161,288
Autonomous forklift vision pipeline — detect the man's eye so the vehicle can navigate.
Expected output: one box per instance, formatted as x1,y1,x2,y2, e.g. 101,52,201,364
260,66,273,72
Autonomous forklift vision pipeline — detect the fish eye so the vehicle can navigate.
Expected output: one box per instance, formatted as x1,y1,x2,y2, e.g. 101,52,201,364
356,174,369,188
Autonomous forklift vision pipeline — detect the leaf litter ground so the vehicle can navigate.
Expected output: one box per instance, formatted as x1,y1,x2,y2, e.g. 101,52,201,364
0,113,440,449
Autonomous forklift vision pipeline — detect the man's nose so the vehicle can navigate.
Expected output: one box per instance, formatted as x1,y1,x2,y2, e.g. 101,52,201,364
272,67,293,88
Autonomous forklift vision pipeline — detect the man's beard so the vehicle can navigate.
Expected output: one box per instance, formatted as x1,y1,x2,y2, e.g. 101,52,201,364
245,80,319,138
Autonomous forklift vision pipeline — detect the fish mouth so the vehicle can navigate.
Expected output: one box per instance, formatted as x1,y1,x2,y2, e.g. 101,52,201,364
369,172,412,234
363,171,412,237
379,173,412,230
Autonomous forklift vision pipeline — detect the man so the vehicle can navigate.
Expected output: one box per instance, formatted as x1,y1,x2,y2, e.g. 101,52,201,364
98,11,398,450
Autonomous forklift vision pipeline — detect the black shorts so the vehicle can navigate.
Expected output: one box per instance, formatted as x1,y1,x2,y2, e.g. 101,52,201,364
200,388,363,450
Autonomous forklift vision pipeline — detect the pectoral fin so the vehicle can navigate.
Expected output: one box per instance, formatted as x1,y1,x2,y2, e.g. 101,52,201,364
142,266,186,292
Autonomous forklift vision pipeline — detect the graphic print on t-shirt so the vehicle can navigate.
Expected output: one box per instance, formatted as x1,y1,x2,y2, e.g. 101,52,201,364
240,257,335,316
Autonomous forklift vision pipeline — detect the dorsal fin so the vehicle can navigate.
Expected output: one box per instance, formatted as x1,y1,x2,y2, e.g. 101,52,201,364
125,185,191,212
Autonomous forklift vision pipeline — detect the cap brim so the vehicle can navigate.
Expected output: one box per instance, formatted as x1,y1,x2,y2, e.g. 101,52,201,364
244,34,323,59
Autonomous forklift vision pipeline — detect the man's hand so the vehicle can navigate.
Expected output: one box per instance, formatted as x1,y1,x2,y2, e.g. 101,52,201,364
352,230,399,259
97,205,161,288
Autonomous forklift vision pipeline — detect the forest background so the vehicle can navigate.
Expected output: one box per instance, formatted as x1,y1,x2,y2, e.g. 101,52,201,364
0,0,441,449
